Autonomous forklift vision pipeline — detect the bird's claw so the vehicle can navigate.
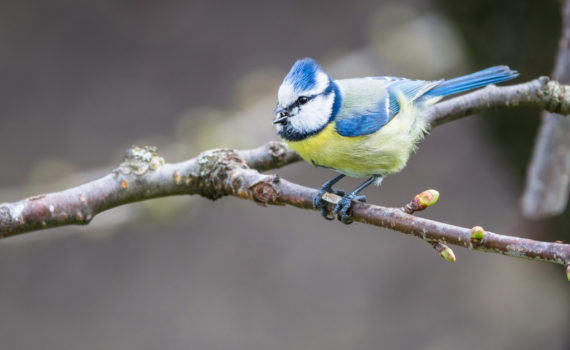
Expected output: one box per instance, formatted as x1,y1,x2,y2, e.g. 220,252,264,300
320,207,335,220
314,188,346,220
333,194,367,224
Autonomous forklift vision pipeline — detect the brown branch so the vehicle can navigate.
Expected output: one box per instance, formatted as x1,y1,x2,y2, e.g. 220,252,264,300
521,0,570,218
1,141,569,280
1,77,570,281
0,143,300,238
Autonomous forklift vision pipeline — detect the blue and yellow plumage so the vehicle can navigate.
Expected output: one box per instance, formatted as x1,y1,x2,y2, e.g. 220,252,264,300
273,58,518,223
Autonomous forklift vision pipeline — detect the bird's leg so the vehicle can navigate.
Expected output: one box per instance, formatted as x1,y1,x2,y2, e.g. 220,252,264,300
334,175,382,224
313,174,346,220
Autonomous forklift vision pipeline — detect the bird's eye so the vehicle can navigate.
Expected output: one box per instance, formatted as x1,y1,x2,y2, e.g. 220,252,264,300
297,96,309,105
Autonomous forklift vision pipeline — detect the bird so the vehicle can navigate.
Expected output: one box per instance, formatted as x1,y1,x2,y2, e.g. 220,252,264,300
272,58,518,224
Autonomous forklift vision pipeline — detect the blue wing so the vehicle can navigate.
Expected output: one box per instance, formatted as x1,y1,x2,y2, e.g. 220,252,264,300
335,77,440,137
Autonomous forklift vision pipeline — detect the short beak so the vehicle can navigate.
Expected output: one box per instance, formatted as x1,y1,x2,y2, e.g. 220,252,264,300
272,112,289,125
272,105,289,125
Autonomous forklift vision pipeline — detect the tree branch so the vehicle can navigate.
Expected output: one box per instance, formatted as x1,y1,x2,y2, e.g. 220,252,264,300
1,78,570,281
521,0,570,218
422,77,570,128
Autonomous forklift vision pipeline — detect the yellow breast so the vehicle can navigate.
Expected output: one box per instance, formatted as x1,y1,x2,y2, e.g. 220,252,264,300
285,107,426,178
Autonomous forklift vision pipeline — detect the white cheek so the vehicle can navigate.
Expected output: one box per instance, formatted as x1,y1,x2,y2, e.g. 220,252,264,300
289,94,334,133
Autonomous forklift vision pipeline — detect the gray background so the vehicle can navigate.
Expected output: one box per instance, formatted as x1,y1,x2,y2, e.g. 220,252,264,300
0,0,568,349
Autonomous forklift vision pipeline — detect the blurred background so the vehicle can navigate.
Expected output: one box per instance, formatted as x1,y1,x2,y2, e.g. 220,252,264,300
0,0,568,349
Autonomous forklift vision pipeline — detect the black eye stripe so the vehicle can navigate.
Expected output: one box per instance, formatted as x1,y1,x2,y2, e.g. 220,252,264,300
287,95,315,110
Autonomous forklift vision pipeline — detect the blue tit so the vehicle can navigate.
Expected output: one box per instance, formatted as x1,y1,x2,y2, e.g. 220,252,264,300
273,58,518,223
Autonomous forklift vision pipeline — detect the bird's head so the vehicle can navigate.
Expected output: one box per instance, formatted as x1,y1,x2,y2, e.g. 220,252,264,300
273,58,341,141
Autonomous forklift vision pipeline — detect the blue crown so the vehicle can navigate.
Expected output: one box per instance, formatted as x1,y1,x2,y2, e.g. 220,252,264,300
283,58,322,91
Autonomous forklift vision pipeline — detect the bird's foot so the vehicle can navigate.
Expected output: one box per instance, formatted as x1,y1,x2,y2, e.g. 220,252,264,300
313,188,346,220
333,193,367,224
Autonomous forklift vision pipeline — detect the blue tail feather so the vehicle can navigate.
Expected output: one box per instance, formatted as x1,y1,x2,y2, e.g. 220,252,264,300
425,66,519,97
